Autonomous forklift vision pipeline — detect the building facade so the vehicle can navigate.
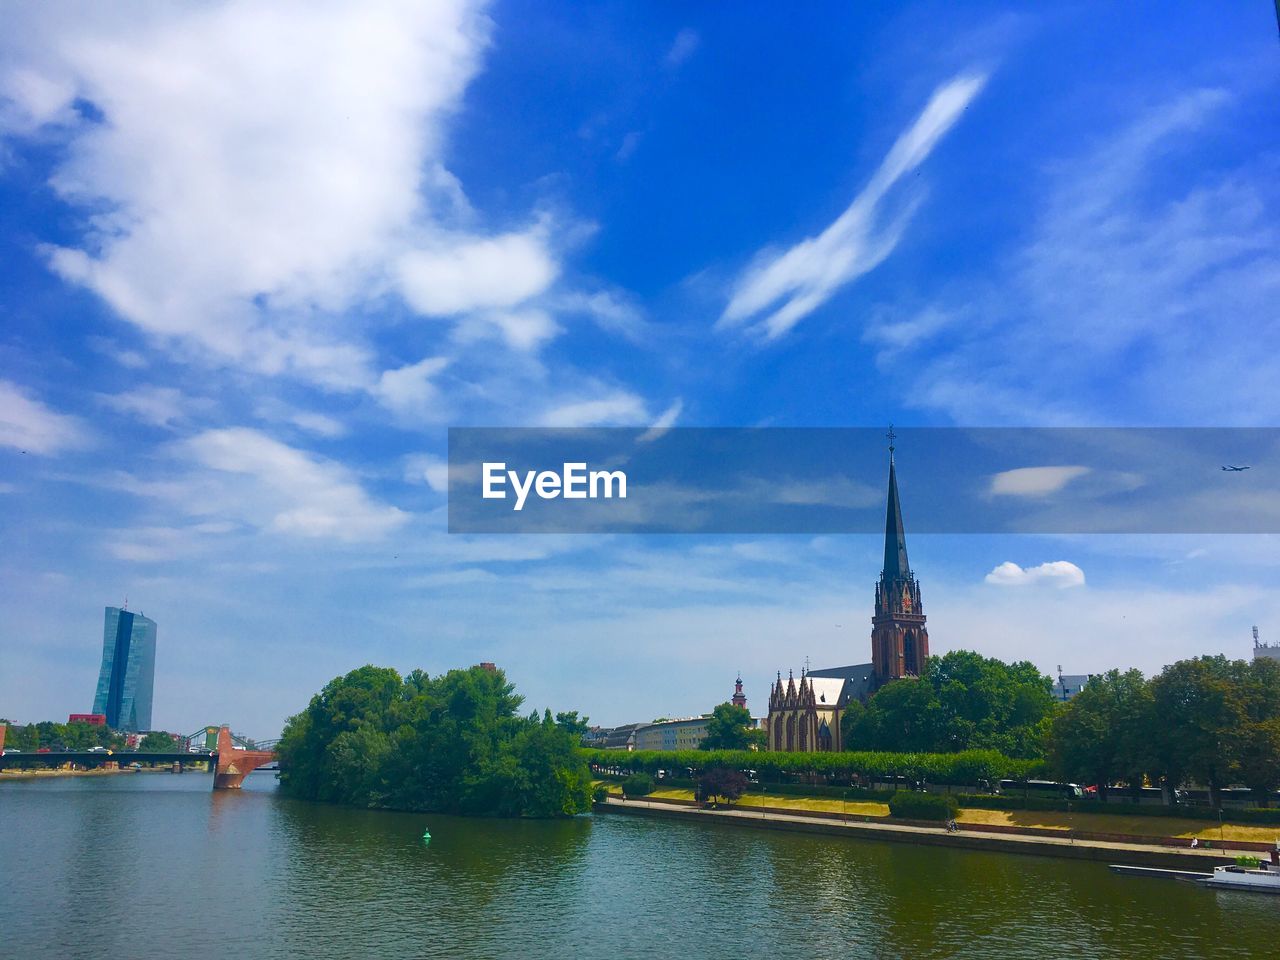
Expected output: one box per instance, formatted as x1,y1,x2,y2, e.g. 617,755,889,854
633,716,711,752
767,439,929,752
91,606,157,732
1053,674,1094,700
1254,627,1279,664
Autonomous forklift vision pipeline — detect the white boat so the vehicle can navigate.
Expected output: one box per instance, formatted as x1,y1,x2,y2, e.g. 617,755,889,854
1198,863,1280,894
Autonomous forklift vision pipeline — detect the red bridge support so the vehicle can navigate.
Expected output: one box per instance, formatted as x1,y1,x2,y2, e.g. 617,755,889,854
213,725,277,790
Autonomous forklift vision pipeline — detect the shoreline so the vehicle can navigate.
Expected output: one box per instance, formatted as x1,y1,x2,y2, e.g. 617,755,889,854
596,797,1246,870
1,767,139,779
0,765,199,779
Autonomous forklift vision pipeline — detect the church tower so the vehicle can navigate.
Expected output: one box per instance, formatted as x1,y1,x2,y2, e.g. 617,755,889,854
731,674,747,710
871,431,929,684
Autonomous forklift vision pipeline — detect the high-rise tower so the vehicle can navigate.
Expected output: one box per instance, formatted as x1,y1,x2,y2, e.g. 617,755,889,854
91,606,157,732
871,434,929,683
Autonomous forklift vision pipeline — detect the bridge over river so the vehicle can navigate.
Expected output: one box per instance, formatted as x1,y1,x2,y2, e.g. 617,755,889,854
0,725,277,789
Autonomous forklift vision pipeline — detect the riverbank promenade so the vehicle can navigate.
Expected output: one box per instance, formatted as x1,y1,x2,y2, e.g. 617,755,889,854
596,796,1250,870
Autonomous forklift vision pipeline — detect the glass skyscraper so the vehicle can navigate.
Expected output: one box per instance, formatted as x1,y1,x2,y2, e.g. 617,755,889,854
91,606,157,732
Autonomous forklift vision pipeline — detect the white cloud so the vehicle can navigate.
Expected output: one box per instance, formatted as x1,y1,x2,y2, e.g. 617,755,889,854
0,2,573,395
719,71,986,339
985,560,1085,588
287,411,347,438
98,386,211,428
396,229,559,317
538,391,650,427
372,356,451,417
86,335,148,369
452,308,561,352
182,427,407,541
989,465,1091,497
404,453,450,493
0,380,87,454
1,2,670,432
553,290,648,341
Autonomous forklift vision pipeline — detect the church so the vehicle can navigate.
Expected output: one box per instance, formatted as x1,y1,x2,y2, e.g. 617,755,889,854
766,437,930,752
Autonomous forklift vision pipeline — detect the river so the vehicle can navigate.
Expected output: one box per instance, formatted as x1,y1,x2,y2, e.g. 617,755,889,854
2,771,1278,959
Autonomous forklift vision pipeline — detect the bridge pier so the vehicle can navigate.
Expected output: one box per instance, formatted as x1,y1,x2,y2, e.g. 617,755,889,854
212,725,277,790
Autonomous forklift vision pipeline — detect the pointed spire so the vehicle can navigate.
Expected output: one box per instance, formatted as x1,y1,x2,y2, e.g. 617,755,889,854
882,431,910,581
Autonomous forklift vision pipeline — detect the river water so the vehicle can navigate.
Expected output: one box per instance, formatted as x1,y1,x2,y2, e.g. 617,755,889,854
2,771,1278,959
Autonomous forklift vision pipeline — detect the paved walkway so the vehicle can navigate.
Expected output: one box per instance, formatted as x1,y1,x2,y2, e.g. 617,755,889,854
598,797,1241,869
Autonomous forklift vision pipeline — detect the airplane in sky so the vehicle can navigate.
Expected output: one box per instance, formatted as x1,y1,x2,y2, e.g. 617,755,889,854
1221,465,1251,472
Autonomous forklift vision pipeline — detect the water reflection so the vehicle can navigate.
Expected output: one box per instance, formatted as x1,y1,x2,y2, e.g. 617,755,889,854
2,775,1279,960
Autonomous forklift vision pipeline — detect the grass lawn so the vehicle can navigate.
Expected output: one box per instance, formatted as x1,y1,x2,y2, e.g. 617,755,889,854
956,807,1280,843
598,782,1280,843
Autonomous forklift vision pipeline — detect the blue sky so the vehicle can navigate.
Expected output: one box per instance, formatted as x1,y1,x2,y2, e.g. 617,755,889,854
1,1,1278,736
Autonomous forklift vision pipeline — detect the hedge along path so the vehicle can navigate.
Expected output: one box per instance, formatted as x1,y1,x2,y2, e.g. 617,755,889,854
586,747,1036,784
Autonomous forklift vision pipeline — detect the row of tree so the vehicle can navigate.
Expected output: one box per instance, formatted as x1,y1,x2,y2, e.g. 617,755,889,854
686,652,1280,806
276,664,594,817
1,720,180,754
1051,656,1280,805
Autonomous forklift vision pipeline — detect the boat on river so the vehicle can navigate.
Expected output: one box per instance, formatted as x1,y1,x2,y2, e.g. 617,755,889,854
1197,863,1280,894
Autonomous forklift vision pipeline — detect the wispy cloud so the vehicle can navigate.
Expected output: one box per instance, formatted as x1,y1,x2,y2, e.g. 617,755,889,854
989,465,1091,497
178,427,408,541
372,356,451,418
637,399,683,443
538,391,651,428
665,28,700,69
98,386,213,428
886,86,1280,425
719,71,986,340
0,380,87,454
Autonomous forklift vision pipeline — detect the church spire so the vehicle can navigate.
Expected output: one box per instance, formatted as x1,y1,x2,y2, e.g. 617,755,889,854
882,427,909,581
871,424,929,685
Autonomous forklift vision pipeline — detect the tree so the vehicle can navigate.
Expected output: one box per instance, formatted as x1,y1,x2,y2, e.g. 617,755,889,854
850,676,943,753
1148,656,1246,808
927,650,1057,757
698,767,747,805
1050,669,1151,801
700,702,765,751
1230,657,1280,806
842,651,1056,758
277,663,593,818
840,700,867,750
554,711,590,739
138,731,178,753
1237,718,1280,806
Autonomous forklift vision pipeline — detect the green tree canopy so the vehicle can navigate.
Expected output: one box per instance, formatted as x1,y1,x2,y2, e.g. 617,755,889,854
138,731,179,753
841,650,1056,759
1050,668,1152,799
699,702,765,751
277,664,593,818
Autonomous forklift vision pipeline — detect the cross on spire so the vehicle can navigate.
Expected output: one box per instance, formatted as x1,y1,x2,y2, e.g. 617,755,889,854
886,423,897,459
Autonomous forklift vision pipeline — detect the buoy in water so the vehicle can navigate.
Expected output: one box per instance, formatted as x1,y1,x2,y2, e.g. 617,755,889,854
422,828,431,843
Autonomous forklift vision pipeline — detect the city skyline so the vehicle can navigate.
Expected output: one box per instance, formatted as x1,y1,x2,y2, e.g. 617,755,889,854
1,2,1278,735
